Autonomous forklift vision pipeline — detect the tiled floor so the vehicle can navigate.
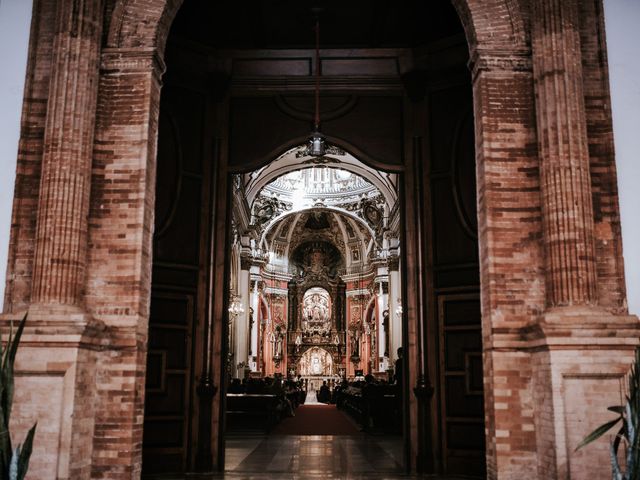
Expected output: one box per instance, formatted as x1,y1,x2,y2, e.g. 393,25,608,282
150,432,476,479
225,434,404,476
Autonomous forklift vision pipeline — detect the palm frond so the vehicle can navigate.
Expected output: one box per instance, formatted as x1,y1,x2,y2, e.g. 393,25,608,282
578,346,640,480
576,417,622,451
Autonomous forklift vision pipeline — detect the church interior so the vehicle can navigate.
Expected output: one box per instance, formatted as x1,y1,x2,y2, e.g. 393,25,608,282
228,160,402,384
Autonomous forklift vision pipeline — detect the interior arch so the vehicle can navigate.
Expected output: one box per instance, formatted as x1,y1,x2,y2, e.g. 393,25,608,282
244,144,398,208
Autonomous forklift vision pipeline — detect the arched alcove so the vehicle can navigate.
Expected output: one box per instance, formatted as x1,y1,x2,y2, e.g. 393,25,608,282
298,347,334,376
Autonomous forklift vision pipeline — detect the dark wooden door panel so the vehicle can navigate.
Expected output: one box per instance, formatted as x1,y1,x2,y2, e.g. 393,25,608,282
438,294,485,477
143,292,194,473
427,81,484,477
144,81,211,475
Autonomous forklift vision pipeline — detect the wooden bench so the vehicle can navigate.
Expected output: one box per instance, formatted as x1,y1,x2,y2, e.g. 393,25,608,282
336,384,400,433
225,393,282,433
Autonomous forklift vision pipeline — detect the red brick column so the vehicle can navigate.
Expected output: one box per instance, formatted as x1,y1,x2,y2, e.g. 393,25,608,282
31,1,104,307
4,3,108,480
86,47,165,480
529,5,640,479
470,47,545,478
531,0,597,308
579,0,627,311
2,0,56,313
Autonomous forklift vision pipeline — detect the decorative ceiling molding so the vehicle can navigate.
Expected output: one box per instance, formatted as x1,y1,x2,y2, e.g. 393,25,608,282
244,144,398,207
261,207,375,258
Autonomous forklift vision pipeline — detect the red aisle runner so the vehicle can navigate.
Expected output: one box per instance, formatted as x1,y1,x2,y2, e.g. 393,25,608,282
271,404,361,435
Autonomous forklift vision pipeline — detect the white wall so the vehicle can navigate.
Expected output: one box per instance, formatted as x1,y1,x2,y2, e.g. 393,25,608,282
0,2,638,314
603,0,640,315
0,0,32,309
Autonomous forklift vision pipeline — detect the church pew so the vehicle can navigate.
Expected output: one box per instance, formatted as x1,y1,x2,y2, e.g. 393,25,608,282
225,393,283,433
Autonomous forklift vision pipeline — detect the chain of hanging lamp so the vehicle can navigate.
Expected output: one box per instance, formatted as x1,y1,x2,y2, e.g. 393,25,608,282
305,11,326,157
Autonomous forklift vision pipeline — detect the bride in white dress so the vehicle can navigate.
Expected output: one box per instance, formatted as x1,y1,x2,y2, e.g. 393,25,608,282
305,383,321,404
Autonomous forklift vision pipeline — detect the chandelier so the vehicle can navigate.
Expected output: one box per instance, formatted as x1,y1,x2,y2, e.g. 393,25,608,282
228,295,245,317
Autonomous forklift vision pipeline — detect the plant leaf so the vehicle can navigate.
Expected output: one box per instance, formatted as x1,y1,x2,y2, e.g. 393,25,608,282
9,446,18,480
576,417,622,451
612,423,627,455
611,438,623,480
2,314,27,430
0,383,11,472
16,423,36,480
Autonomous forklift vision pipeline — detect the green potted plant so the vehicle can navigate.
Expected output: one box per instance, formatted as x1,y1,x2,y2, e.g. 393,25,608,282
577,347,640,480
0,314,36,480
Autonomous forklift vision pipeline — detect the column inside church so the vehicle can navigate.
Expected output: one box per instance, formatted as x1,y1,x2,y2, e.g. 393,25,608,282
249,278,261,372
388,262,402,365
236,262,251,378
375,277,389,372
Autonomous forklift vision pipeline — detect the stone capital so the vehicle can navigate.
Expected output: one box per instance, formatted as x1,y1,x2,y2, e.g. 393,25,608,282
468,46,532,82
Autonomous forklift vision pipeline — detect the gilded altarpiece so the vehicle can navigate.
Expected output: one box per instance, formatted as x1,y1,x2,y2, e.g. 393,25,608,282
287,242,346,377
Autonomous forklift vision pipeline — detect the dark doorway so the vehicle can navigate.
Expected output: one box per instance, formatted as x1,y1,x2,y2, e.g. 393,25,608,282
142,1,485,477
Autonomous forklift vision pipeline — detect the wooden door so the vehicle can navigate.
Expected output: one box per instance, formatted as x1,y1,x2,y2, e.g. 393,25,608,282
143,80,213,474
427,82,485,477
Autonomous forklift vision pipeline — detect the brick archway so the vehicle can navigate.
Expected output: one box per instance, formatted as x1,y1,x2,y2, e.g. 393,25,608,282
101,1,531,474
105,0,529,55
3,1,638,479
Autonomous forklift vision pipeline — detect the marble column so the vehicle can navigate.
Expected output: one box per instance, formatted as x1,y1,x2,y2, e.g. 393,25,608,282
375,280,389,371
249,279,260,371
388,258,402,362
236,261,251,377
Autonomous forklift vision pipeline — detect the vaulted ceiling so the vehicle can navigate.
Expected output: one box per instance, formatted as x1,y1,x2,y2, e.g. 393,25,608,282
249,153,396,272
264,209,374,273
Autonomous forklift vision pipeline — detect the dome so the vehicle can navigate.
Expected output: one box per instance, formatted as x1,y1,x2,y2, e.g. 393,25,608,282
260,167,378,209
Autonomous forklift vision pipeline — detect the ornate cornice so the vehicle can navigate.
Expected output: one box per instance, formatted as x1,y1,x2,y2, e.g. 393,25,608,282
264,288,288,298
468,46,532,82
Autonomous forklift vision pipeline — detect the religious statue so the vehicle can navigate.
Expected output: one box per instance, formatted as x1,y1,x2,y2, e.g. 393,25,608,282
350,327,361,359
271,326,284,367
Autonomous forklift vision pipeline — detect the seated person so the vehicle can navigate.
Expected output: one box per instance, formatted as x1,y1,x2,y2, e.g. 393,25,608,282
317,381,331,403
267,377,295,417
228,378,244,394
244,377,266,394
394,347,404,388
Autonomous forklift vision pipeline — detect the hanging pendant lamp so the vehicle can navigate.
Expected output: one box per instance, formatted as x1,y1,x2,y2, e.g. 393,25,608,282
307,12,326,157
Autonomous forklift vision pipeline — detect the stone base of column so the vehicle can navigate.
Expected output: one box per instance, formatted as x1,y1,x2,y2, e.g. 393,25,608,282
0,309,107,480
531,308,640,479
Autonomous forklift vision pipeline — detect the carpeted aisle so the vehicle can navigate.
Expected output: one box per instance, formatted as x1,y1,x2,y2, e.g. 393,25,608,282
271,404,361,435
